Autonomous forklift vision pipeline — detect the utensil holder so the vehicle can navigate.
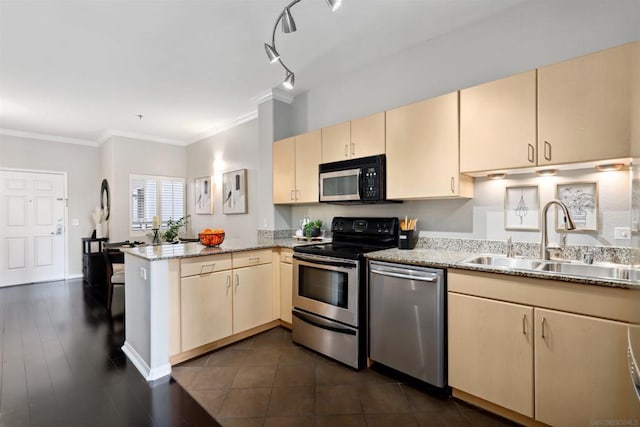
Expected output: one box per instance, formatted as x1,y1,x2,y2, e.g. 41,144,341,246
399,230,415,250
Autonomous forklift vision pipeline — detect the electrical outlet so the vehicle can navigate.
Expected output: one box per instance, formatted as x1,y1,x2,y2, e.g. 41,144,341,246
139,267,147,280
614,227,631,239
72,218,79,226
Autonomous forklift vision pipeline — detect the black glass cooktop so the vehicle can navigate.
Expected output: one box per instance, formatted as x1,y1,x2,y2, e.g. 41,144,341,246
294,242,393,260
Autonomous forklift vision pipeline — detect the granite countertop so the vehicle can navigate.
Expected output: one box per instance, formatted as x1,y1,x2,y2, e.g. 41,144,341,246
120,237,329,261
366,248,640,290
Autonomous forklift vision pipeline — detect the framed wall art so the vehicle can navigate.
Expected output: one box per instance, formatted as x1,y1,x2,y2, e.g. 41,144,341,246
222,169,247,214
556,181,598,231
504,185,540,230
194,176,213,214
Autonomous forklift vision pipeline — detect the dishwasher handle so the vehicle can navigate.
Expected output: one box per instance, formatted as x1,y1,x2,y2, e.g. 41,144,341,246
370,268,437,282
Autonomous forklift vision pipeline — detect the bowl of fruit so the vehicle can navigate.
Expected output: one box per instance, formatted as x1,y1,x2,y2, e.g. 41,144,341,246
198,228,225,247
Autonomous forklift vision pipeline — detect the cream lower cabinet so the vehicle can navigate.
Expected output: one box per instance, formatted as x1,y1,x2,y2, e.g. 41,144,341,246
279,249,293,325
535,309,638,427
181,271,232,352
448,270,640,426
448,293,534,417
386,92,472,199
175,250,275,356
233,263,274,334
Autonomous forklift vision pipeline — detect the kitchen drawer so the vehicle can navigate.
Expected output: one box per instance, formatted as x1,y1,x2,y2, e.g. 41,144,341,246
180,254,232,277
280,249,293,264
232,249,273,268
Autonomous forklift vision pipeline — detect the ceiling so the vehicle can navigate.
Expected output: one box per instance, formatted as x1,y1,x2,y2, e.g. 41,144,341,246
0,0,524,146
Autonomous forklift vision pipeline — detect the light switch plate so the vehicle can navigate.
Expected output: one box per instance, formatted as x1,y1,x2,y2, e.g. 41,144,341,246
139,267,147,280
72,218,79,226
614,227,631,239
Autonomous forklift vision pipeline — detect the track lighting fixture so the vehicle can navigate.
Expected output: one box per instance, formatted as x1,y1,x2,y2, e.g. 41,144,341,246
265,0,342,90
282,7,297,33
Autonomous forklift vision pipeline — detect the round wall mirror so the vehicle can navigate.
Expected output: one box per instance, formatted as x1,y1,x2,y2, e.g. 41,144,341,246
101,179,110,221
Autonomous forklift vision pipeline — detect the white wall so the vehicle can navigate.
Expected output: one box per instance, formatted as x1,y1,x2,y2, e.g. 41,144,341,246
101,136,187,242
285,0,639,246
0,134,101,276
185,119,261,241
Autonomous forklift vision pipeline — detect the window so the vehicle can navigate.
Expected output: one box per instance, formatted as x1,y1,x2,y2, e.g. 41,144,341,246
130,174,185,232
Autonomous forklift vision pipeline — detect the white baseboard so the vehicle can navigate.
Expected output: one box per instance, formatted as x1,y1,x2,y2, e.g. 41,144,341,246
122,341,171,381
66,273,83,280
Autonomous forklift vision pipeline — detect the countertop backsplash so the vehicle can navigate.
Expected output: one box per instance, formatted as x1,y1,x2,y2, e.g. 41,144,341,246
415,236,634,265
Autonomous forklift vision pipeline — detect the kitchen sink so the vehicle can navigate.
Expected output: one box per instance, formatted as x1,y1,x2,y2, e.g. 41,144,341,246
461,255,544,270
461,255,640,283
537,261,640,282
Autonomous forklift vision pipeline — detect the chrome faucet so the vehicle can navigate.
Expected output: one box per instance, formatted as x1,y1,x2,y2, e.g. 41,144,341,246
506,235,515,258
540,200,576,260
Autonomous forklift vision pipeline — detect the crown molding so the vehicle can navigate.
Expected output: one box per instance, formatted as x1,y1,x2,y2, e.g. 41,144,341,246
187,110,258,145
97,129,186,146
0,128,99,147
250,88,295,105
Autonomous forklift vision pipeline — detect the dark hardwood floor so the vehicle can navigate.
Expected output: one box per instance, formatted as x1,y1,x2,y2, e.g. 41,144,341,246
0,279,219,427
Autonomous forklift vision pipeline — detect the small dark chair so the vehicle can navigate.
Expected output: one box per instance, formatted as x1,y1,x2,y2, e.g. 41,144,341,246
103,246,125,311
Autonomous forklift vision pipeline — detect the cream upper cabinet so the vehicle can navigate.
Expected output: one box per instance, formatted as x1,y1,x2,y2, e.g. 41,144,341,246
321,121,351,163
538,42,637,165
448,293,534,417
321,113,386,164
535,309,640,427
233,263,274,334
386,92,472,199
350,112,385,159
273,137,296,204
180,270,232,352
273,131,321,204
460,70,537,173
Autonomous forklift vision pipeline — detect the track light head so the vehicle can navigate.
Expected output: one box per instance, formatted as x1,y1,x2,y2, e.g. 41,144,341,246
283,71,295,90
264,43,280,63
326,0,343,11
282,7,297,33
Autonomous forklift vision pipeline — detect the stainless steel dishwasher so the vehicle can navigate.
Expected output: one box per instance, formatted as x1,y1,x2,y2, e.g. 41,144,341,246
368,260,446,388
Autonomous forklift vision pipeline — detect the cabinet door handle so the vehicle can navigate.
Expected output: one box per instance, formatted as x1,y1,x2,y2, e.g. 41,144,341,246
344,144,349,157
200,263,215,274
226,275,231,294
527,144,535,163
234,273,239,291
290,190,295,200
249,256,260,264
522,314,527,335
541,317,547,339
544,141,552,161
450,177,455,193
295,189,300,200
351,143,355,156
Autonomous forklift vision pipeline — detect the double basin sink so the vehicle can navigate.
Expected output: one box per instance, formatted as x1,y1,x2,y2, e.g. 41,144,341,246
461,255,640,283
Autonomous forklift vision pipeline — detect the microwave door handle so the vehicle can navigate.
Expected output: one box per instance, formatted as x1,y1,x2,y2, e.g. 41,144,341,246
358,169,364,199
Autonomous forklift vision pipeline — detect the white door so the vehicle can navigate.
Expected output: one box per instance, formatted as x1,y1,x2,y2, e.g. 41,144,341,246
0,170,66,286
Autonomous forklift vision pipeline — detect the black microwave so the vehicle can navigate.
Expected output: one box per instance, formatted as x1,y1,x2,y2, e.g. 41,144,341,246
319,154,391,203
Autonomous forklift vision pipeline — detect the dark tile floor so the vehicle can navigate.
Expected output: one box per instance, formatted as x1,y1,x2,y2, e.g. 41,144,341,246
174,327,519,427
0,279,219,427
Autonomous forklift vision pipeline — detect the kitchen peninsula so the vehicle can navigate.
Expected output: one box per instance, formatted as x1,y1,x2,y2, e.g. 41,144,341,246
120,239,304,381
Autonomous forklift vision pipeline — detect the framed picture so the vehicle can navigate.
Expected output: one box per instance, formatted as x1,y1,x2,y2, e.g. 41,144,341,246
194,176,213,214
504,185,540,230
222,169,247,214
556,181,598,231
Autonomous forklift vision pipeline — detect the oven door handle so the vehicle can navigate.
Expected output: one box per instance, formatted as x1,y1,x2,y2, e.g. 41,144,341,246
293,311,356,336
293,254,357,269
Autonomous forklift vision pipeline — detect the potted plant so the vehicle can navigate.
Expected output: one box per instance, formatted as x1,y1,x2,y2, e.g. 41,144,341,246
149,215,190,243
303,219,323,238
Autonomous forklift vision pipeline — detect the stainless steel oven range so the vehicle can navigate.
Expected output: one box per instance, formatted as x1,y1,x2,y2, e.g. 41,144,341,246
292,217,399,369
